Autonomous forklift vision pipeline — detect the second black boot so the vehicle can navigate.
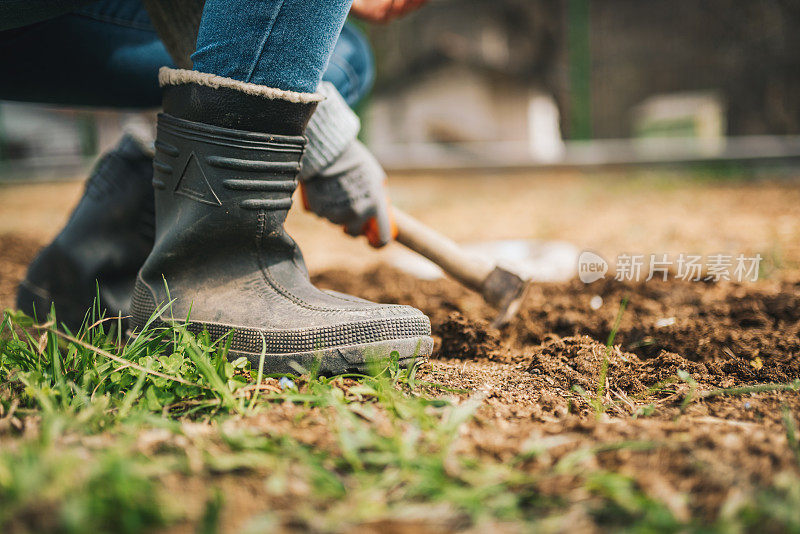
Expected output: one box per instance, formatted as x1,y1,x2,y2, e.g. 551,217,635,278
17,134,155,331
130,68,433,374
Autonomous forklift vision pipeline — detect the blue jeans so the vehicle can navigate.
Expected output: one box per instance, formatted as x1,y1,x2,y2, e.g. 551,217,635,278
194,0,351,93
0,0,372,107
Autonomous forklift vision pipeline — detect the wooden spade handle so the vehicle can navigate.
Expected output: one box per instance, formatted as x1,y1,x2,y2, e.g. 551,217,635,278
392,208,494,292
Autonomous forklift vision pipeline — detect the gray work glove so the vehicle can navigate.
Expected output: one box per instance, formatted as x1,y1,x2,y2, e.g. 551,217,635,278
299,82,395,247
300,140,394,247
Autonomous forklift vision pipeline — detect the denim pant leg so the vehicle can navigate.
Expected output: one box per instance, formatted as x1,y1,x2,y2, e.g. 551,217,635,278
0,0,171,107
192,0,353,94
323,22,374,107
0,0,369,107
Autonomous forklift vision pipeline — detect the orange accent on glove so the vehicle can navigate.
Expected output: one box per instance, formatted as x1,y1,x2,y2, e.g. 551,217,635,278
300,181,396,248
299,182,311,211
361,207,398,248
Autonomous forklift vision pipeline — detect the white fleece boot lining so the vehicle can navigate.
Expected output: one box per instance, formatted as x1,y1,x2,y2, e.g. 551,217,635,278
158,67,323,104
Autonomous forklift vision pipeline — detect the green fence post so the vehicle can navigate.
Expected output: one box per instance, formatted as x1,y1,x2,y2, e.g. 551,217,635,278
568,0,592,140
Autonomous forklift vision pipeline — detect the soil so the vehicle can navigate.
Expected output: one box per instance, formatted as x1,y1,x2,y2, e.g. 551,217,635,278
313,264,800,523
0,233,38,312
2,230,800,527
314,267,800,389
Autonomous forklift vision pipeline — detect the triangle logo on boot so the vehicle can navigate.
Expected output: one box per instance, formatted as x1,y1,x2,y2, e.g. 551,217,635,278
174,152,222,206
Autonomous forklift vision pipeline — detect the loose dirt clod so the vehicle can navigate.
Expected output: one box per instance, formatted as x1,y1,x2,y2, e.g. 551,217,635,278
527,335,645,394
638,350,711,386
437,311,503,360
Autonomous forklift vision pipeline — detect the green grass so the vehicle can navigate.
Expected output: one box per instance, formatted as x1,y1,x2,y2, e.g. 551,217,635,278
592,296,629,415
0,306,547,531
2,306,800,532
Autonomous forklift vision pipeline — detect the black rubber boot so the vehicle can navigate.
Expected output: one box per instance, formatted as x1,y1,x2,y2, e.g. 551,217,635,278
17,134,155,330
130,69,433,374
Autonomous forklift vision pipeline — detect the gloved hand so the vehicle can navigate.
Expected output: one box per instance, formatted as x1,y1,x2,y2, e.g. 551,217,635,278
299,139,396,247
297,82,396,247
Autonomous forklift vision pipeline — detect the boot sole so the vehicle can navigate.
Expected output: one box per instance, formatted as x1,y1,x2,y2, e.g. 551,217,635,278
224,335,435,375
130,323,434,376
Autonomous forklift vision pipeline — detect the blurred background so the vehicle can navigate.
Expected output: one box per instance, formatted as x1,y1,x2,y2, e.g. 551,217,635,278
1,0,799,307
3,0,800,173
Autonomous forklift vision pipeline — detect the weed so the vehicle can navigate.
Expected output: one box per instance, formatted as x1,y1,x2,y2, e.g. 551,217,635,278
591,296,629,415
783,406,800,468
676,368,698,413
